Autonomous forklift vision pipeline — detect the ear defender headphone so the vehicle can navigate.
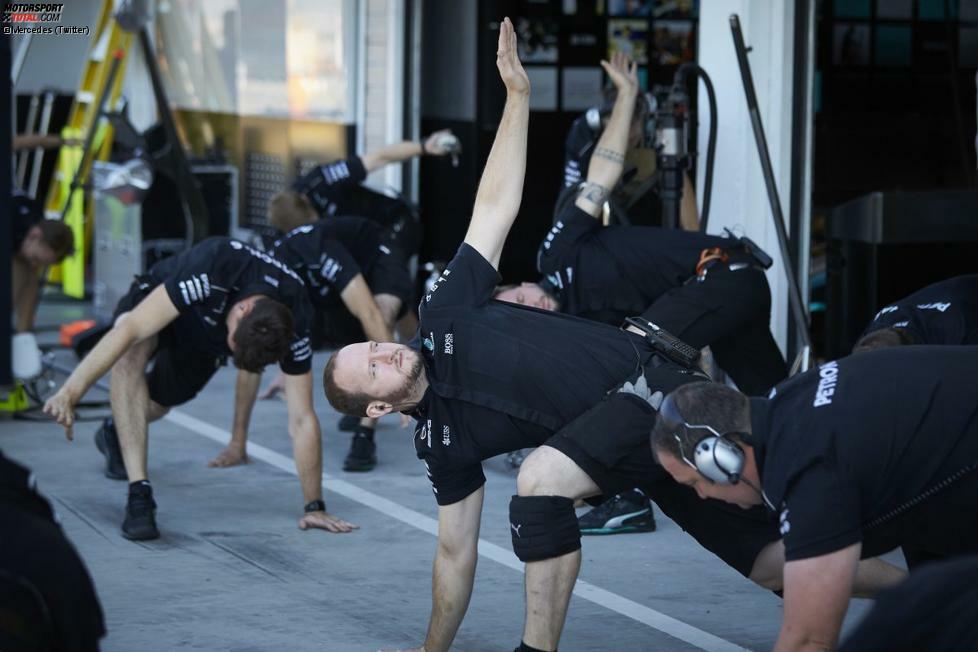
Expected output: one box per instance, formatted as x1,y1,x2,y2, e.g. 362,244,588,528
658,393,746,485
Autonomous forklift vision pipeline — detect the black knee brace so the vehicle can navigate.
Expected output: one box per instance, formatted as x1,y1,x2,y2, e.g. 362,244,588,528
509,495,581,562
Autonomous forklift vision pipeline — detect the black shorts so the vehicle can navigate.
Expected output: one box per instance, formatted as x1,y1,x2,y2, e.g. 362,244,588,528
545,363,780,577
642,264,787,396
113,277,223,408
366,247,413,318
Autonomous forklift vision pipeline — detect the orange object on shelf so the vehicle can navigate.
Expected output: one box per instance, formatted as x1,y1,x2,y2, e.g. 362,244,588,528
60,320,97,348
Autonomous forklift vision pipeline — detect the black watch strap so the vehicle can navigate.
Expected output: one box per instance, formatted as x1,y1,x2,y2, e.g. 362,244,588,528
304,499,326,513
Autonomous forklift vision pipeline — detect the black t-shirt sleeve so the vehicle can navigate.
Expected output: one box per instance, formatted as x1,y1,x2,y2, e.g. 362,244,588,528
781,461,863,562
421,456,487,506
280,294,313,375
537,203,602,274
420,243,501,313
318,239,362,295
162,256,215,315
294,156,368,213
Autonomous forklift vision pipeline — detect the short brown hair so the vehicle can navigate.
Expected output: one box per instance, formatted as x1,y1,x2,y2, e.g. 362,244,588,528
37,220,75,261
852,327,916,353
322,350,372,417
232,297,294,372
268,190,316,233
651,382,750,462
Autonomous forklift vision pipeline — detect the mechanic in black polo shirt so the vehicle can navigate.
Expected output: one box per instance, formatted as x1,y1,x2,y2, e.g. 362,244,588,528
651,345,978,651
43,237,357,541
497,59,787,535
320,32,896,652
559,79,698,230
269,129,458,233
210,217,413,471
10,191,75,332
853,274,978,351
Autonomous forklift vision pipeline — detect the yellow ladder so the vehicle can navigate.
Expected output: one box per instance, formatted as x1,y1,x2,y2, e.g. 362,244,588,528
45,0,132,297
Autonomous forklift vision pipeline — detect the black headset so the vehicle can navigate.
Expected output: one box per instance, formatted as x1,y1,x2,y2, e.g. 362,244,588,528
658,393,746,485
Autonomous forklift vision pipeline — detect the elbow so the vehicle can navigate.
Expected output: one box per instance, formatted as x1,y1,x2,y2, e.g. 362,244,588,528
288,411,318,440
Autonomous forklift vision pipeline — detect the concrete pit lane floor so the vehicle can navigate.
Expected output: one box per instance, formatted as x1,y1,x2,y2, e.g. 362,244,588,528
1,305,892,651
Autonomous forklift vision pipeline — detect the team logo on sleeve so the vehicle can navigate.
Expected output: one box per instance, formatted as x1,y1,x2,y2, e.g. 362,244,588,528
873,305,898,321
424,269,451,303
178,274,211,305
779,508,791,535
812,360,840,407
916,301,951,313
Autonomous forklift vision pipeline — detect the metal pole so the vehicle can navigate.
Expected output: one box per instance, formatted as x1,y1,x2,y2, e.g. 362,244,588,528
58,50,126,222
27,90,54,198
729,14,813,364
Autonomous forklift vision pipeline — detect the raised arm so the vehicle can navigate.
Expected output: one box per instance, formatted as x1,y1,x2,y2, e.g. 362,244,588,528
462,17,530,270
340,274,394,344
360,129,458,173
422,486,485,652
574,53,638,219
43,285,179,439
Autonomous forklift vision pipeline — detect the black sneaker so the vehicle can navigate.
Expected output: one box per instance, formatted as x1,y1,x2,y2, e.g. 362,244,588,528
338,415,361,432
343,430,376,472
122,485,159,541
94,418,127,480
578,490,656,535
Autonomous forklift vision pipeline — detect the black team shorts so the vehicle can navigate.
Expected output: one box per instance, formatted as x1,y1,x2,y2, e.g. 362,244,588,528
544,361,780,578
113,276,223,408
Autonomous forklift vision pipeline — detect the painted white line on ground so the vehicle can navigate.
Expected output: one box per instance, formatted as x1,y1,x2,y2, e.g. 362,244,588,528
165,409,748,652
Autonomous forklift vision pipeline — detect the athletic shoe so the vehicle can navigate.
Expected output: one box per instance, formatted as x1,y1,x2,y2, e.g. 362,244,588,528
342,430,376,472
122,485,159,541
337,414,361,432
94,418,127,480
578,490,656,535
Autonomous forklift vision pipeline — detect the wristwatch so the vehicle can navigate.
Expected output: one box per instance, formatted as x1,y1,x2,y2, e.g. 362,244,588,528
304,499,326,513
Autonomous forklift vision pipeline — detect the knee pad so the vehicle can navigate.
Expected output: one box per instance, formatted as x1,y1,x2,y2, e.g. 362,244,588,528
508,495,581,563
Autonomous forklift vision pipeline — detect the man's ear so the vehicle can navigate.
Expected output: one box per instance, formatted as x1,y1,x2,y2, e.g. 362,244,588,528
366,401,393,419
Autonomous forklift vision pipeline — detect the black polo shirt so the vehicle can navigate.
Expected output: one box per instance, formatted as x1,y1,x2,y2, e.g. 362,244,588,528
536,204,728,323
413,243,688,505
860,274,978,346
149,237,313,375
272,217,387,310
752,346,978,562
292,156,368,217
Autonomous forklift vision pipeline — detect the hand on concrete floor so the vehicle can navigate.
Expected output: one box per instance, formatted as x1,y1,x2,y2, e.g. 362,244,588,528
208,444,248,468
298,510,359,534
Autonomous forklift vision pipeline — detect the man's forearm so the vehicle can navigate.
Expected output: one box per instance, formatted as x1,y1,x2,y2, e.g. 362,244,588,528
289,412,324,503
584,90,636,192
679,172,699,231
359,307,394,345
423,545,478,652
62,325,139,402
231,370,261,445
360,141,423,173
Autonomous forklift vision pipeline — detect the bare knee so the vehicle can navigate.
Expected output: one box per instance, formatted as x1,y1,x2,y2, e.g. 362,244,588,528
147,401,169,422
516,446,599,499
748,541,785,591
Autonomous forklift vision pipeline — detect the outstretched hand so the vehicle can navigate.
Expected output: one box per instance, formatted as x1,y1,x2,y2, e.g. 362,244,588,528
422,129,459,156
43,388,77,441
600,51,638,97
496,17,529,96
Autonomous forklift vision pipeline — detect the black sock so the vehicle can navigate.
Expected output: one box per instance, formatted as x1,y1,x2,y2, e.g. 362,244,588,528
129,480,151,495
516,642,553,652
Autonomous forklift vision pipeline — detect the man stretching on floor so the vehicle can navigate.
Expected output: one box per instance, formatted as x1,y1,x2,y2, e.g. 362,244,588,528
43,237,357,540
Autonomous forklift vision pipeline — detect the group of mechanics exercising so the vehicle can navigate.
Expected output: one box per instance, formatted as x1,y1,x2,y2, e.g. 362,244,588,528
34,17,978,652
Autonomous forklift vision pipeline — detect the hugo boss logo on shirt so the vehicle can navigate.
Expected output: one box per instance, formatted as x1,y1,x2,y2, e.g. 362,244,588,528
442,425,451,447
443,333,454,355
813,360,840,408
